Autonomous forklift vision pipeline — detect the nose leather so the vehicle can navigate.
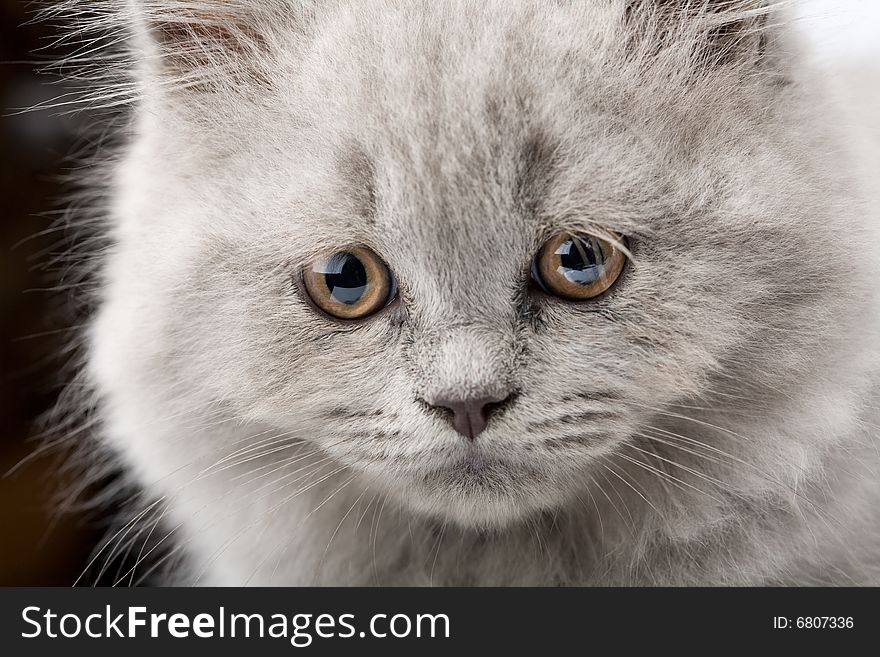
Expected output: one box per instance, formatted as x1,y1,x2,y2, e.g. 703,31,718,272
429,394,512,440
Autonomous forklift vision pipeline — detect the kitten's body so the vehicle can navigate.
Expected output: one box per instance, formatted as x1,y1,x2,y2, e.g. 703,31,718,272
74,1,880,585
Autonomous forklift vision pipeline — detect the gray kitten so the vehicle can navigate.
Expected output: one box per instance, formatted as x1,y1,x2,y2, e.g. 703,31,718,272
68,0,880,585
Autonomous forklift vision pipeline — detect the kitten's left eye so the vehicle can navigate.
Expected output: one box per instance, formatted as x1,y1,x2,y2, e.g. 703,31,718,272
531,232,627,301
302,247,397,320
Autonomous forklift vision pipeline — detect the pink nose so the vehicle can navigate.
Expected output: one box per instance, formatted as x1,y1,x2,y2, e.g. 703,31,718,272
428,394,513,440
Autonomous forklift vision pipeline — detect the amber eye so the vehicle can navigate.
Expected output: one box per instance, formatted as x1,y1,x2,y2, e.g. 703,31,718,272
531,232,627,301
302,247,397,320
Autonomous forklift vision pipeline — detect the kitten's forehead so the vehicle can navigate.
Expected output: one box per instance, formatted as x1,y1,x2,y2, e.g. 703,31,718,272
370,131,536,319
303,1,614,155
270,0,779,307
294,4,620,261
290,1,660,249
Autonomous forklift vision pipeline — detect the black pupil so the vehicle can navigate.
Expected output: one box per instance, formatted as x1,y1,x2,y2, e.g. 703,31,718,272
557,236,607,286
322,252,368,305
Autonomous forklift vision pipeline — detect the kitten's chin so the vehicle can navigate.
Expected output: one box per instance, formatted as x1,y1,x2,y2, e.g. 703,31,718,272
382,456,566,530
400,490,553,530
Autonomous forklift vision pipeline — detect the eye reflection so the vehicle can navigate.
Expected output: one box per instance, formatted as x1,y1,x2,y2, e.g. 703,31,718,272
322,252,369,305
558,236,606,286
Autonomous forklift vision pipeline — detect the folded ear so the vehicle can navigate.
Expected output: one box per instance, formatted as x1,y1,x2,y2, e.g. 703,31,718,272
625,0,777,68
130,1,311,92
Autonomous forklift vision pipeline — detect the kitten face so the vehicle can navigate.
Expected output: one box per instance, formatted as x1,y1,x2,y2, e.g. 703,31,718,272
95,1,871,532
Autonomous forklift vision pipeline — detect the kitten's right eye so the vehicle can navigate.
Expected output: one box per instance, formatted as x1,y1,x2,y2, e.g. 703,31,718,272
302,247,397,320
531,232,627,301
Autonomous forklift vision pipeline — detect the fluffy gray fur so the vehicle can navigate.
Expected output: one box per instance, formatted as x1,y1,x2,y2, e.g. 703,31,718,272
62,0,880,584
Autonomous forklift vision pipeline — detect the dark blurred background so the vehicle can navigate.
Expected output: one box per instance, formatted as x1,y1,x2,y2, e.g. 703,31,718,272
1,0,105,585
